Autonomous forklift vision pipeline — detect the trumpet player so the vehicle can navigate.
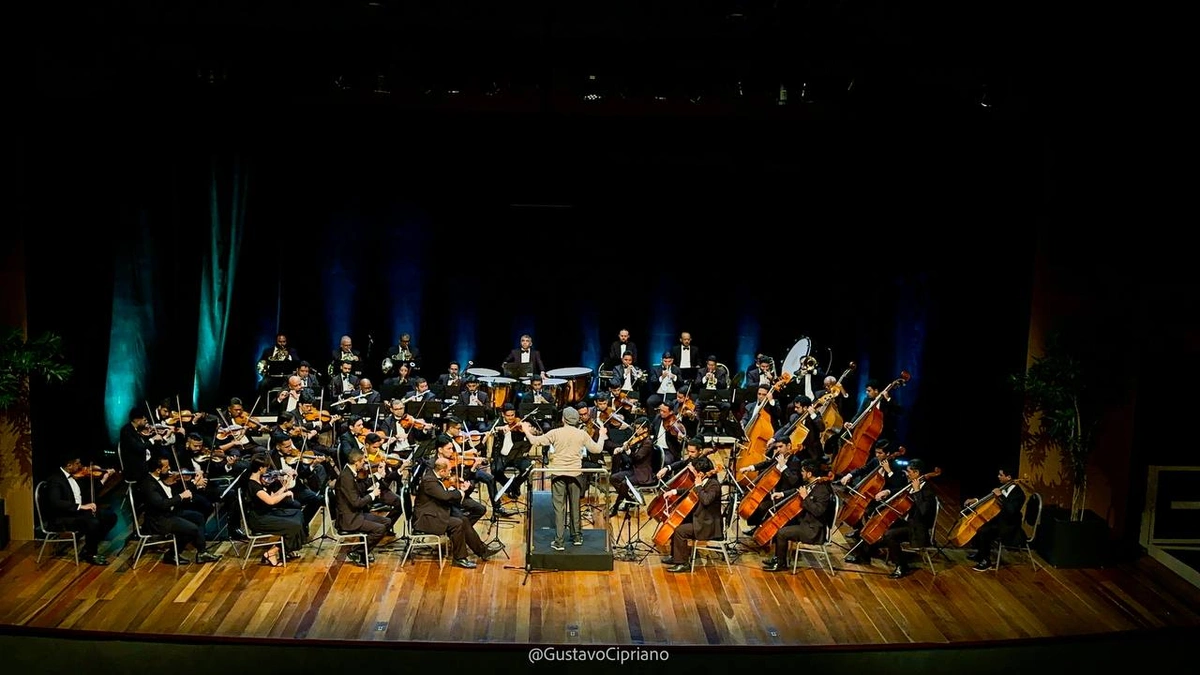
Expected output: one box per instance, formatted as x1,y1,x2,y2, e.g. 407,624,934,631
650,352,681,397
694,357,728,390
609,352,646,393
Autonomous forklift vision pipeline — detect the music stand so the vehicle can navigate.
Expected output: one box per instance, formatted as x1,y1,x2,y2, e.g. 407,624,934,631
405,400,443,419
451,404,488,426
483,473,520,560
518,403,557,424
503,362,532,379
611,476,657,563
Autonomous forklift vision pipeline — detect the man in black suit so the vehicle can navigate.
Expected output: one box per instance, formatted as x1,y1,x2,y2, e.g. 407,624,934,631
773,395,826,462
119,407,167,484
502,334,546,379
761,459,834,572
604,328,638,370
737,440,805,532
257,333,300,398
661,455,723,572
41,455,119,565
965,465,1027,571
139,457,222,565
414,456,493,569
330,335,363,377
844,459,938,578
336,448,391,566
670,332,701,382
836,440,907,540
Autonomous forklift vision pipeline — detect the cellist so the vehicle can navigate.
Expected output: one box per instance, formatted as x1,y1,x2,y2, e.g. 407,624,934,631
844,459,938,578
773,395,826,461
660,456,723,573
761,459,835,572
654,438,704,483
838,440,907,541
963,465,1026,572
842,380,897,447
737,440,804,534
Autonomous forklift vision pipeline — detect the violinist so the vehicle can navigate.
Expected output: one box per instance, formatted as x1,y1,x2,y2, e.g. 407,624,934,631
245,454,306,566
166,434,215,518
608,416,654,518
378,400,414,453
336,448,391,566
270,437,325,528
427,435,487,525
415,457,495,569
661,455,722,572
292,394,340,451
575,404,606,495
844,459,938,578
650,352,681,398
761,459,834,572
647,401,683,470
445,418,496,506
337,416,369,466
963,465,1026,572
525,406,606,549
155,398,206,445
217,398,265,455
119,408,162,483
276,375,305,414
140,457,222,565
738,440,805,533
41,454,118,565
773,395,826,462
669,389,700,438
489,404,535,502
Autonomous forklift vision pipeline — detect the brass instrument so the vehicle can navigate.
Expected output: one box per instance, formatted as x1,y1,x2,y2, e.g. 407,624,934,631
798,355,819,374
381,345,414,376
703,370,718,389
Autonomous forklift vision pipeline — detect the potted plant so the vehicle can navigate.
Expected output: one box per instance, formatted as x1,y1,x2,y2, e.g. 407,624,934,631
1,327,73,546
1011,331,1108,567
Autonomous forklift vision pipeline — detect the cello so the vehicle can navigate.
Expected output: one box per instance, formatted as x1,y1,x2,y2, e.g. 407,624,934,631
735,444,790,520
645,447,717,522
752,473,835,548
859,466,941,545
831,371,910,475
652,463,723,549
946,478,1030,548
835,445,906,527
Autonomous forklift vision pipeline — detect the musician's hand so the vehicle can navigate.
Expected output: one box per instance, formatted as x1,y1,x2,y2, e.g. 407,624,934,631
369,486,381,499
666,489,677,498
194,412,206,420
181,489,193,500
992,488,1003,497
79,503,97,512
799,487,810,500
875,489,891,501
739,466,752,474
839,474,852,485
194,476,207,488
461,481,472,492
656,468,668,479
844,422,853,430
104,468,117,479
965,497,978,507
771,491,784,500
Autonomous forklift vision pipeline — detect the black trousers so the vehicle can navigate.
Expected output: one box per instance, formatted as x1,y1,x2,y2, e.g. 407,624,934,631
492,455,532,498
443,515,488,560
154,509,209,555
52,509,117,557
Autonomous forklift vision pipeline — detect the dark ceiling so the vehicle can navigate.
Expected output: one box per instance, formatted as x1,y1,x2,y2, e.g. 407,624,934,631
18,0,1040,118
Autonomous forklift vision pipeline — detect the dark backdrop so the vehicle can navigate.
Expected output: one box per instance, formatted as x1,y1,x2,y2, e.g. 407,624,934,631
19,100,1040,494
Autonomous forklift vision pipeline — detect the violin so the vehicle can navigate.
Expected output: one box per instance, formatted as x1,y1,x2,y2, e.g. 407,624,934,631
194,447,226,462
662,411,687,439
262,469,287,485
678,396,697,419
400,416,433,431
165,410,202,425
231,411,263,430
618,425,650,454
303,408,340,424
163,469,199,485
71,464,109,479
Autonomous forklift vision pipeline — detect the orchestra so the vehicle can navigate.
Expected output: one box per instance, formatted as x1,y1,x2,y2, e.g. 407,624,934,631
42,327,1021,583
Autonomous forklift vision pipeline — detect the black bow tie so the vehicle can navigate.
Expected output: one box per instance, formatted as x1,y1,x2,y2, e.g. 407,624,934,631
522,349,529,353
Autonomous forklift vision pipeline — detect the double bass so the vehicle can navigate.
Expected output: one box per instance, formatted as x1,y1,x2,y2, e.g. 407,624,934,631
652,463,723,549
735,445,790,520
752,473,835,548
831,371,910,475
859,466,941,545
835,445,906,527
735,384,785,481
946,479,1030,548
816,362,856,446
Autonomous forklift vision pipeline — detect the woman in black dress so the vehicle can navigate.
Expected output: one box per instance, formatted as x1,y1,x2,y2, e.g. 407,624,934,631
244,454,306,566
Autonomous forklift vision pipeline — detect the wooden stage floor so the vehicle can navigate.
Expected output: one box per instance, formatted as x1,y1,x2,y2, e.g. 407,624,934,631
2,487,1198,647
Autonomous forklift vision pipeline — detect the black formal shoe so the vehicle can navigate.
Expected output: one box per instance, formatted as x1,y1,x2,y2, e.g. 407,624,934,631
743,528,757,536
162,555,190,566
761,556,780,568
661,557,683,565
497,507,518,518
845,531,861,541
666,564,689,573
452,558,477,569
762,561,784,572
286,551,303,561
230,529,249,541
889,566,908,579
844,554,871,565
608,505,620,518
973,560,994,572
196,552,222,564
83,554,109,566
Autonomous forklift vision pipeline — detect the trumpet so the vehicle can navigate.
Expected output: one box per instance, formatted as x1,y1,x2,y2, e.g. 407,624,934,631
632,366,648,385
798,355,819,374
703,371,718,388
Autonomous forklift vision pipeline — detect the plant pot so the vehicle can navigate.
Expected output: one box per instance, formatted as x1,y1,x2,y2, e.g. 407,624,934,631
1035,505,1109,568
